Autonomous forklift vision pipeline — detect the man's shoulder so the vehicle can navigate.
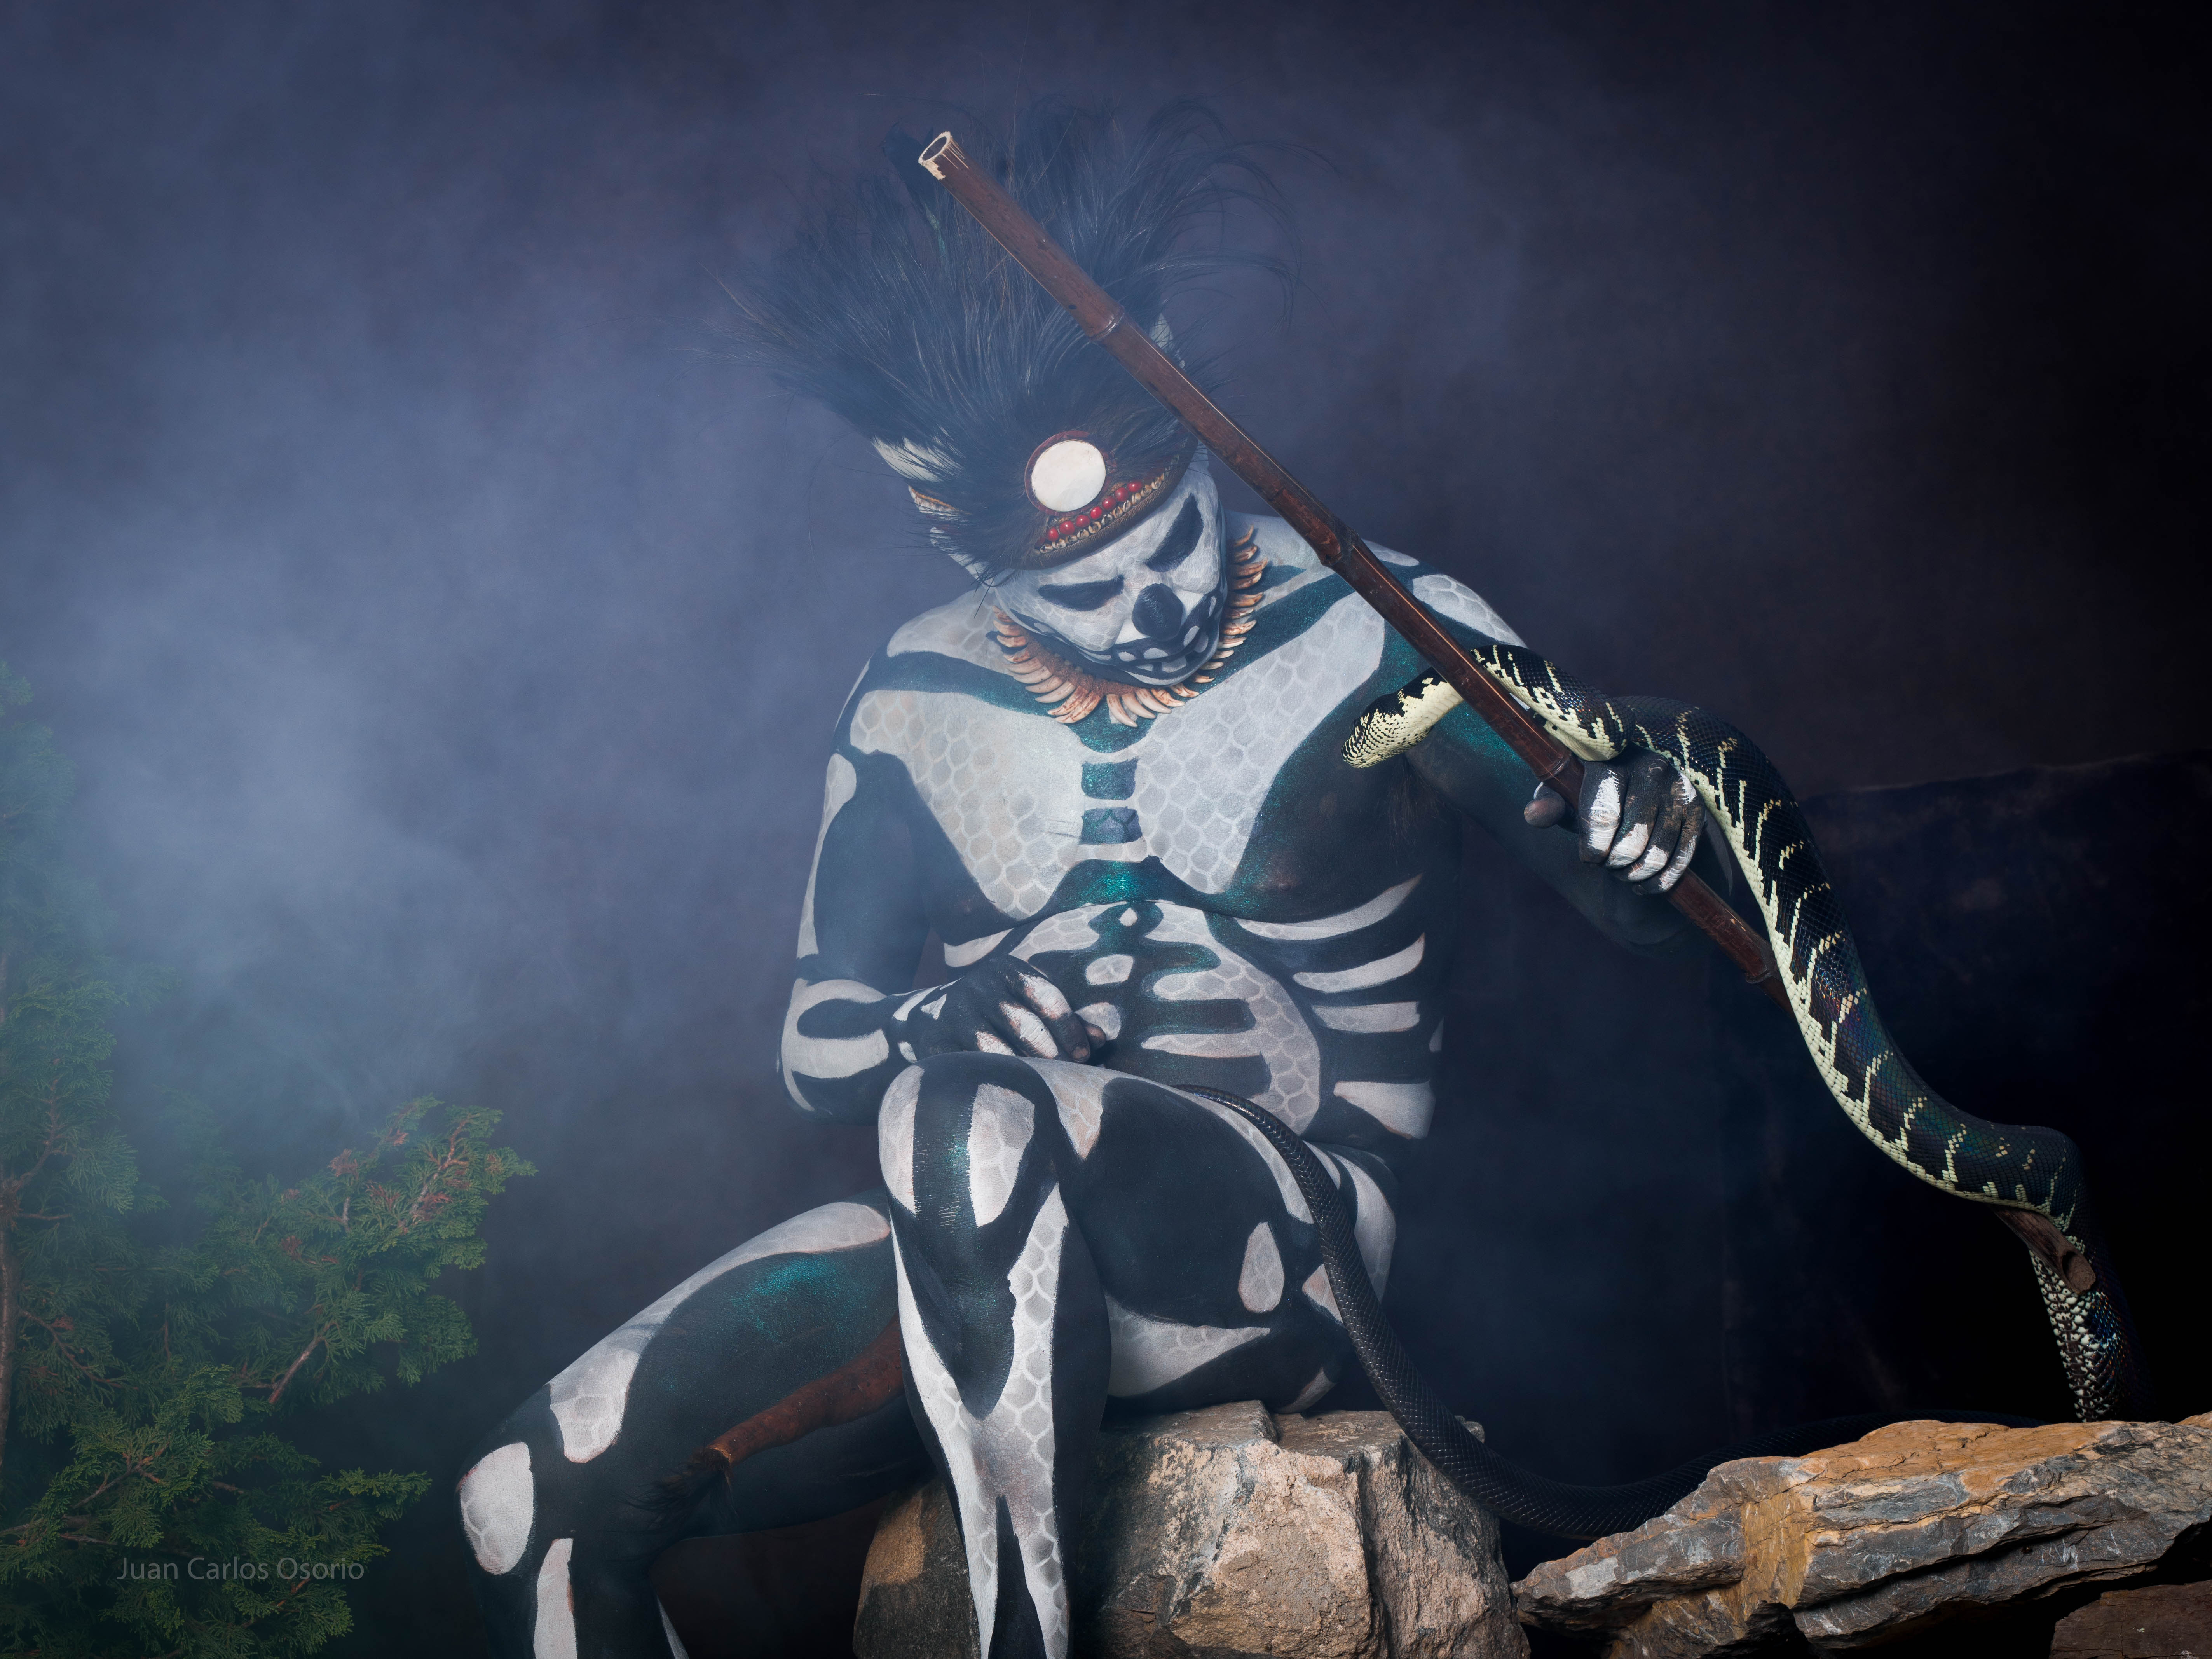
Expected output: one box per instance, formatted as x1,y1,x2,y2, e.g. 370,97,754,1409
831,590,1032,744
1237,513,1335,616
881,590,1012,675
1232,514,1523,647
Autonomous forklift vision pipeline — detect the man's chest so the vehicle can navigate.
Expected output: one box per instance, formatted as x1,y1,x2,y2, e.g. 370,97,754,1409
850,592,1393,921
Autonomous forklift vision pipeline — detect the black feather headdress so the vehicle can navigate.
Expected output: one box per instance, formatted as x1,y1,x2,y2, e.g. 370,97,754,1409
730,100,1285,577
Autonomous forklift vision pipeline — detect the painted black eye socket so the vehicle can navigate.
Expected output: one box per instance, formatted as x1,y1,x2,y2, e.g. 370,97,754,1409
1035,576,1125,612
1144,499,1204,571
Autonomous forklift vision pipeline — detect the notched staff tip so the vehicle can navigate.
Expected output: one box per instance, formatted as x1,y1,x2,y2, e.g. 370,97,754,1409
918,132,962,180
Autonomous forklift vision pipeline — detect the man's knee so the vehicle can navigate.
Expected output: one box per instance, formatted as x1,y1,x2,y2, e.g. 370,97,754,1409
459,1414,675,1656
457,1416,541,1581
880,1053,1059,1223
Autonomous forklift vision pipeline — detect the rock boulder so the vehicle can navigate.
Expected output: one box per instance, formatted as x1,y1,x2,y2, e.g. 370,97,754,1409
853,1402,1526,1659
1513,1414,2212,1656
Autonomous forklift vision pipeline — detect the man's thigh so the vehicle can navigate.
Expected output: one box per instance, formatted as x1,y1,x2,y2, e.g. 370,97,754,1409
1027,1062,1397,1416
461,1193,930,1579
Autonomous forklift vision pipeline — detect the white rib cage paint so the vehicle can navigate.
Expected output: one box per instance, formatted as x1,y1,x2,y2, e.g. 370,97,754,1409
1146,903,1321,1132
848,595,1383,915
1293,934,1424,994
1311,1000,1422,1034
1238,876,1420,941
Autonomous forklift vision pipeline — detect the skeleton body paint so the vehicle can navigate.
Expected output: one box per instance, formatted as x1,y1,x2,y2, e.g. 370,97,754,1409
461,103,1710,1659
460,513,1708,1658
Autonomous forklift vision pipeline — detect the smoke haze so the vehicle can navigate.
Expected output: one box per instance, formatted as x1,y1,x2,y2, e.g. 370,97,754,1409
2,0,2203,1645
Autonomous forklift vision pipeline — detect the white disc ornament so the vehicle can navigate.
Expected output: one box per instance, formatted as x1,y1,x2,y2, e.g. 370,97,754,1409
1027,436,1107,512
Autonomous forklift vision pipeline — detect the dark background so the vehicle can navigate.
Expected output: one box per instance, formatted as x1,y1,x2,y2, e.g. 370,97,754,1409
1,1,2205,1650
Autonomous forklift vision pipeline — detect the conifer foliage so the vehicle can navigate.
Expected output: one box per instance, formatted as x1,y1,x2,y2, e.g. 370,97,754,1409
0,663,534,1656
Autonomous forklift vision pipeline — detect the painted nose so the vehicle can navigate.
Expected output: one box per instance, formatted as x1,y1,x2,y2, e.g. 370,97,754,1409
1129,583,1185,639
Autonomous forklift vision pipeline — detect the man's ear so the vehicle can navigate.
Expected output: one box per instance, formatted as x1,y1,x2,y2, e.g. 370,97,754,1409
874,437,952,481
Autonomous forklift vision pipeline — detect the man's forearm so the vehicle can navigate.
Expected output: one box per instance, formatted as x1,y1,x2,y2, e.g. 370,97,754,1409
778,976,935,1123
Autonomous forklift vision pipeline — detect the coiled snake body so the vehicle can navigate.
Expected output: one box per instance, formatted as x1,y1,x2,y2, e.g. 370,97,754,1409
1194,633,2151,1540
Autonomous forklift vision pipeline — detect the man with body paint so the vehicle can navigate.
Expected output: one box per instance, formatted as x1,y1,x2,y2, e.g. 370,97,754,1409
457,103,1712,1659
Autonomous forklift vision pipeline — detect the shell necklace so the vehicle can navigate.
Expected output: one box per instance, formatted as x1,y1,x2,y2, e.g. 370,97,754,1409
992,527,1265,727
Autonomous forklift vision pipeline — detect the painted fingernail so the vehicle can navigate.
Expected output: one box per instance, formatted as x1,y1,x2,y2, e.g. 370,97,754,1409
1021,974,1073,1020
1001,1003,1058,1057
1607,822,1652,868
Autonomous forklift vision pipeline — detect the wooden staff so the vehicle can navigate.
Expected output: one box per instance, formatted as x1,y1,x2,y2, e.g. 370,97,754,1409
918,131,1787,1005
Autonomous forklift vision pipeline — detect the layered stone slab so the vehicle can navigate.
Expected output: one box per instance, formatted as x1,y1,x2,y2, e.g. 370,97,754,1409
1514,1414,2212,1656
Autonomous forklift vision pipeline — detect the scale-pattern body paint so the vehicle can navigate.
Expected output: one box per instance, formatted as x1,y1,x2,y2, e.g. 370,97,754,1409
464,515,1730,1657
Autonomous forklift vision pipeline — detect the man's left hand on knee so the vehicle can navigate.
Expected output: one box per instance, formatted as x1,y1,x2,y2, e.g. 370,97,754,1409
909,958,1101,1062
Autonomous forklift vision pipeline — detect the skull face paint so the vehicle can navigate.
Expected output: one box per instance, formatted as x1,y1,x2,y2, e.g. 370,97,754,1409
988,456,1225,688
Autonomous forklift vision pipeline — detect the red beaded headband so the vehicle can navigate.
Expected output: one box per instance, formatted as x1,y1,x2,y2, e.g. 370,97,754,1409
1025,446,1193,569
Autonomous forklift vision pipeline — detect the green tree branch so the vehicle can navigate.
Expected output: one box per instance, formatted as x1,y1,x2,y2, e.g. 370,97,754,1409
0,663,535,1657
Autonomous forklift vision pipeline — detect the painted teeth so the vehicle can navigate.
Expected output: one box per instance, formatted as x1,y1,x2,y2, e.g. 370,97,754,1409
990,526,1264,727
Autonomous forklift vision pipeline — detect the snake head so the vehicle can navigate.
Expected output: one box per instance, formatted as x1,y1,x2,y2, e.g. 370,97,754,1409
1342,672,1462,768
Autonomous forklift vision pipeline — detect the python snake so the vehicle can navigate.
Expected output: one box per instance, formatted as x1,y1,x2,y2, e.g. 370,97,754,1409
1217,636,2160,1537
